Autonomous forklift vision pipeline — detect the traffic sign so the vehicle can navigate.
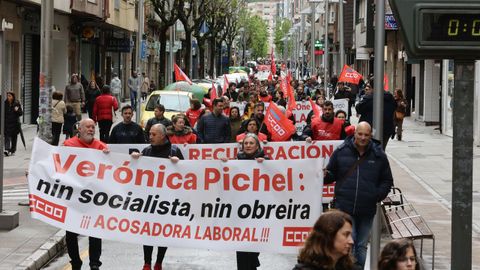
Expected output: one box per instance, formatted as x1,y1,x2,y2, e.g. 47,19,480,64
389,0,480,59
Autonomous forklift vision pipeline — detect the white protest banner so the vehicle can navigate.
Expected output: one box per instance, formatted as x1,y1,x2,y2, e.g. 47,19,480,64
291,100,350,135
28,138,323,253
108,141,342,202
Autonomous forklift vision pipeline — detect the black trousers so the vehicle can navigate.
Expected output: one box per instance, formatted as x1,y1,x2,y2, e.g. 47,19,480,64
143,245,167,265
4,133,18,153
66,231,102,269
98,120,113,143
52,122,63,146
236,251,260,270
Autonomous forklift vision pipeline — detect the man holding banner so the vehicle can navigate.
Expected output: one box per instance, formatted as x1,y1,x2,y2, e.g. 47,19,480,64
131,123,184,270
63,119,109,270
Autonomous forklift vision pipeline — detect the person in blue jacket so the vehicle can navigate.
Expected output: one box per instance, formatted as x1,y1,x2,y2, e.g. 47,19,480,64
324,121,393,269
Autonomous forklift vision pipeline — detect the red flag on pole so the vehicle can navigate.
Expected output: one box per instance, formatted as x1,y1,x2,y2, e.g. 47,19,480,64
210,82,217,100
222,75,229,96
268,72,273,82
383,73,389,91
279,76,288,96
286,71,297,112
309,98,322,120
264,102,296,141
270,48,277,75
174,63,192,85
338,64,363,85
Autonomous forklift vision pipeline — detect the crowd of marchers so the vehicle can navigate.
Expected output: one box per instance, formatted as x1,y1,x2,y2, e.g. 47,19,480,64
23,66,414,270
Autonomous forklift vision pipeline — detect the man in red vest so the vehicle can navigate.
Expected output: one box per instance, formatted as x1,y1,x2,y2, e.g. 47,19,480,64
305,100,347,141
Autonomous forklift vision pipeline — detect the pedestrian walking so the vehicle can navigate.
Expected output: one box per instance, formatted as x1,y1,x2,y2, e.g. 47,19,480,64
4,91,23,156
51,91,67,146
64,73,85,121
234,133,267,270
292,210,355,270
378,239,419,270
185,99,205,128
109,105,145,144
85,80,101,119
110,73,122,109
324,122,393,268
229,106,242,142
144,104,172,140
93,85,119,143
355,84,396,149
128,71,140,110
196,98,231,143
63,119,109,270
141,72,150,101
63,105,77,140
393,89,407,141
131,123,184,270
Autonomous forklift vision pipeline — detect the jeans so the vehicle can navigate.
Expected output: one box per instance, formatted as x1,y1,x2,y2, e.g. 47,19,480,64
130,90,137,110
66,231,102,269
4,133,18,153
351,214,374,268
98,120,112,143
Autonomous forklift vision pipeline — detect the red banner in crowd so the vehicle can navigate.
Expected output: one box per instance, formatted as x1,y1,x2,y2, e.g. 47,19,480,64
264,102,296,141
174,63,192,85
384,73,389,91
309,99,322,120
210,82,217,100
338,65,363,85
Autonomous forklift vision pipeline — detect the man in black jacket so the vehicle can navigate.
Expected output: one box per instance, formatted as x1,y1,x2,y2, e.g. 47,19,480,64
196,98,231,143
324,122,393,269
131,123,183,270
355,84,397,149
109,105,146,144
144,104,172,141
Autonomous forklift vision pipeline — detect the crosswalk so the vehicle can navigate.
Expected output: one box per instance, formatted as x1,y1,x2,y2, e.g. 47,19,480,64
2,187,29,202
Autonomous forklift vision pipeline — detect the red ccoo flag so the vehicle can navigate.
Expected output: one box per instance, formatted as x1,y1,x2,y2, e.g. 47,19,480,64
264,102,296,141
268,72,273,82
338,64,363,85
174,63,192,85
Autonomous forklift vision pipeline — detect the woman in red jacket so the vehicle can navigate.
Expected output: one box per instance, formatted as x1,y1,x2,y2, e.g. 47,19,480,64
166,114,197,144
93,85,119,143
185,98,205,128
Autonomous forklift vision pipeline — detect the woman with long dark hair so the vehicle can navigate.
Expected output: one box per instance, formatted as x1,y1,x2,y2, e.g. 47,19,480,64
85,80,101,119
293,210,355,270
378,239,419,270
4,91,23,156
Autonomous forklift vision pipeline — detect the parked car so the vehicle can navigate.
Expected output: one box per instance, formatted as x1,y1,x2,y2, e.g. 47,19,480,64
139,90,193,128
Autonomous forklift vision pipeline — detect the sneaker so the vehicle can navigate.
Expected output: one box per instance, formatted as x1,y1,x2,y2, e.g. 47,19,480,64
9,152,15,156
143,264,152,270
4,151,9,156
153,263,162,270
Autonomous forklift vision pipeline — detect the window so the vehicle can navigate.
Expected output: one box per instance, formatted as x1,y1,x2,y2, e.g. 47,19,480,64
114,0,120,10
87,0,97,3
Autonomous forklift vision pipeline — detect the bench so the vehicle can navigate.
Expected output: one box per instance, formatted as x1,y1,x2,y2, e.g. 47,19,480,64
381,187,435,270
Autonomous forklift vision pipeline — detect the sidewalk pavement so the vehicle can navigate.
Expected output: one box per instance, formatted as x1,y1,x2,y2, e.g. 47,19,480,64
1,116,479,269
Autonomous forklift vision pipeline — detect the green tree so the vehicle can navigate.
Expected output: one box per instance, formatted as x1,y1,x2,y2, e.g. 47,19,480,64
245,15,268,59
274,18,292,58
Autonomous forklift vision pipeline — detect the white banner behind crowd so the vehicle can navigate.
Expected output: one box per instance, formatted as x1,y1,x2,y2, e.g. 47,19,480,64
108,140,342,203
28,138,324,253
230,99,349,135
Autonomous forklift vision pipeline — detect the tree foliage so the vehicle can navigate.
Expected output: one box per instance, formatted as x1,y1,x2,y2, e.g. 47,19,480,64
274,18,292,57
245,15,269,59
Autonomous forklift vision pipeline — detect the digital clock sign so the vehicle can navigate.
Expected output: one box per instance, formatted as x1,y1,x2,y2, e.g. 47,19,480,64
389,0,480,59
421,11,480,43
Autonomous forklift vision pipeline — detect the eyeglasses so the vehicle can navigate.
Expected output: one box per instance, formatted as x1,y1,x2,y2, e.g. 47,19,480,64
398,256,417,263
